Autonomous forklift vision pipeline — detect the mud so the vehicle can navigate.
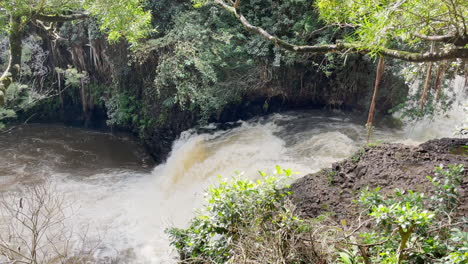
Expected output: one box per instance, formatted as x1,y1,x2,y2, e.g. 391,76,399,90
292,138,468,219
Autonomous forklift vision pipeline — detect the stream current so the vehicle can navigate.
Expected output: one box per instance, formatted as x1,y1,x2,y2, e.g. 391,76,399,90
0,93,466,263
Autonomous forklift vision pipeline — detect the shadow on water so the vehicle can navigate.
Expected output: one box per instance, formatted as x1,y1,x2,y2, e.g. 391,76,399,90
0,124,154,186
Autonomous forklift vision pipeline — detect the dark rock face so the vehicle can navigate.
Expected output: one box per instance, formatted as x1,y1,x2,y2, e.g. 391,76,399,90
291,138,468,219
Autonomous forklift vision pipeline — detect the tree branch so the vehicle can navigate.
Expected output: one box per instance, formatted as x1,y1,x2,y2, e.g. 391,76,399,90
412,33,468,46
412,33,456,42
34,13,88,22
214,0,468,62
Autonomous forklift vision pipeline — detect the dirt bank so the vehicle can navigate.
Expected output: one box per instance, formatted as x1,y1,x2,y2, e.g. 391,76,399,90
291,138,468,219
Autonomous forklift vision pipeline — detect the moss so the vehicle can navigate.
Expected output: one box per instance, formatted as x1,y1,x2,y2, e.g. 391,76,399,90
351,148,366,163
319,203,330,210
326,169,338,185
366,140,383,148
450,145,468,156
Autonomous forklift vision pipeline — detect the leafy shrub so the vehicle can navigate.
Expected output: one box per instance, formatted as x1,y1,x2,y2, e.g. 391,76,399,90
105,92,141,128
358,188,436,263
427,164,465,213
170,164,466,264
352,164,466,264
166,166,296,263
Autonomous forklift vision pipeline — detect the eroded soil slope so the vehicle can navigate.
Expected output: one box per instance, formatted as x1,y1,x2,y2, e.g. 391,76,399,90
292,138,468,219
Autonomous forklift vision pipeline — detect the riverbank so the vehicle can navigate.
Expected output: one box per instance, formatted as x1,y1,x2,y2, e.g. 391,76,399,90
292,137,468,219
168,136,468,263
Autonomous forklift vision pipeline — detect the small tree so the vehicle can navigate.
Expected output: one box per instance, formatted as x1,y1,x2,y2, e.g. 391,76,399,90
0,182,101,263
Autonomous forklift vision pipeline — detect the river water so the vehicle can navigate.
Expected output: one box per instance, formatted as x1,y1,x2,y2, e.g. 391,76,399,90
0,96,466,262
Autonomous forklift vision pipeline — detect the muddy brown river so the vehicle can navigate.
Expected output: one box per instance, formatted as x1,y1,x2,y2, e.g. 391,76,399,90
0,101,466,263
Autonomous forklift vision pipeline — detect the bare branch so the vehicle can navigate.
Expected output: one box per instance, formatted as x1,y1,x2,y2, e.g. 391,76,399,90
0,182,102,263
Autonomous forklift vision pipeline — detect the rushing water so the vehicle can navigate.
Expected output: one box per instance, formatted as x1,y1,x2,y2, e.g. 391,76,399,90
0,94,467,262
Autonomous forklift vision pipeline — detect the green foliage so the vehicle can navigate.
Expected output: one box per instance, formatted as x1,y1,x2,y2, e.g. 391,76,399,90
55,66,88,88
0,108,16,130
0,82,43,128
83,0,152,43
170,164,467,263
427,164,465,213
313,0,466,120
354,165,466,263
4,83,31,109
351,148,366,163
166,166,295,263
338,250,361,264
358,187,385,210
316,0,468,55
326,169,338,185
0,0,151,43
390,86,454,122
359,188,434,236
133,7,258,122
442,229,468,264
366,141,382,148
131,0,394,126
357,188,435,263
105,91,145,129
368,193,434,230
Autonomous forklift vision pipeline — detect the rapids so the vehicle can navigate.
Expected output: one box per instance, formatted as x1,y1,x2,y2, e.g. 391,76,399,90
0,85,466,263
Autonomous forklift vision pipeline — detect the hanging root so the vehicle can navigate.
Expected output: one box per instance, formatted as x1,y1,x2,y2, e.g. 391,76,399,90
419,61,433,110
366,56,385,142
434,61,448,101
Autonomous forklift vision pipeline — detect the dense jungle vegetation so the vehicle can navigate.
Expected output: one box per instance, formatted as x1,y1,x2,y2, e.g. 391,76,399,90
0,1,467,263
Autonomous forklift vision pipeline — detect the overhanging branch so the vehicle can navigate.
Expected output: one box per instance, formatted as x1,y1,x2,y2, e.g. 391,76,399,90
412,33,468,46
34,13,89,22
214,0,468,62
412,33,456,42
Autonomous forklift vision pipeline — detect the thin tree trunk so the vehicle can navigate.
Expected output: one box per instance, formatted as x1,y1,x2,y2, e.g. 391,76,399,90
419,62,433,110
0,15,23,106
80,78,88,125
434,62,447,100
464,60,468,89
366,56,385,142
397,226,414,264
58,71,65,120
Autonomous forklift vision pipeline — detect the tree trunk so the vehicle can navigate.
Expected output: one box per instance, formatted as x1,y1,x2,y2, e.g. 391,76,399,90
397,226,414,264
419,62,433,110
0,15,23,106
366,56,385,142
434,62,447,100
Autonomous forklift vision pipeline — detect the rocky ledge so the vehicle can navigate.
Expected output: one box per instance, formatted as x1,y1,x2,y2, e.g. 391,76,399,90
292,138,468,219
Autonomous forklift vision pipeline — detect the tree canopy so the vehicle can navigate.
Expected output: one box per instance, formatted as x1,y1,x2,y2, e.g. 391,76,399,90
0,0,151,42
204,0,468,62
0,0,151,105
